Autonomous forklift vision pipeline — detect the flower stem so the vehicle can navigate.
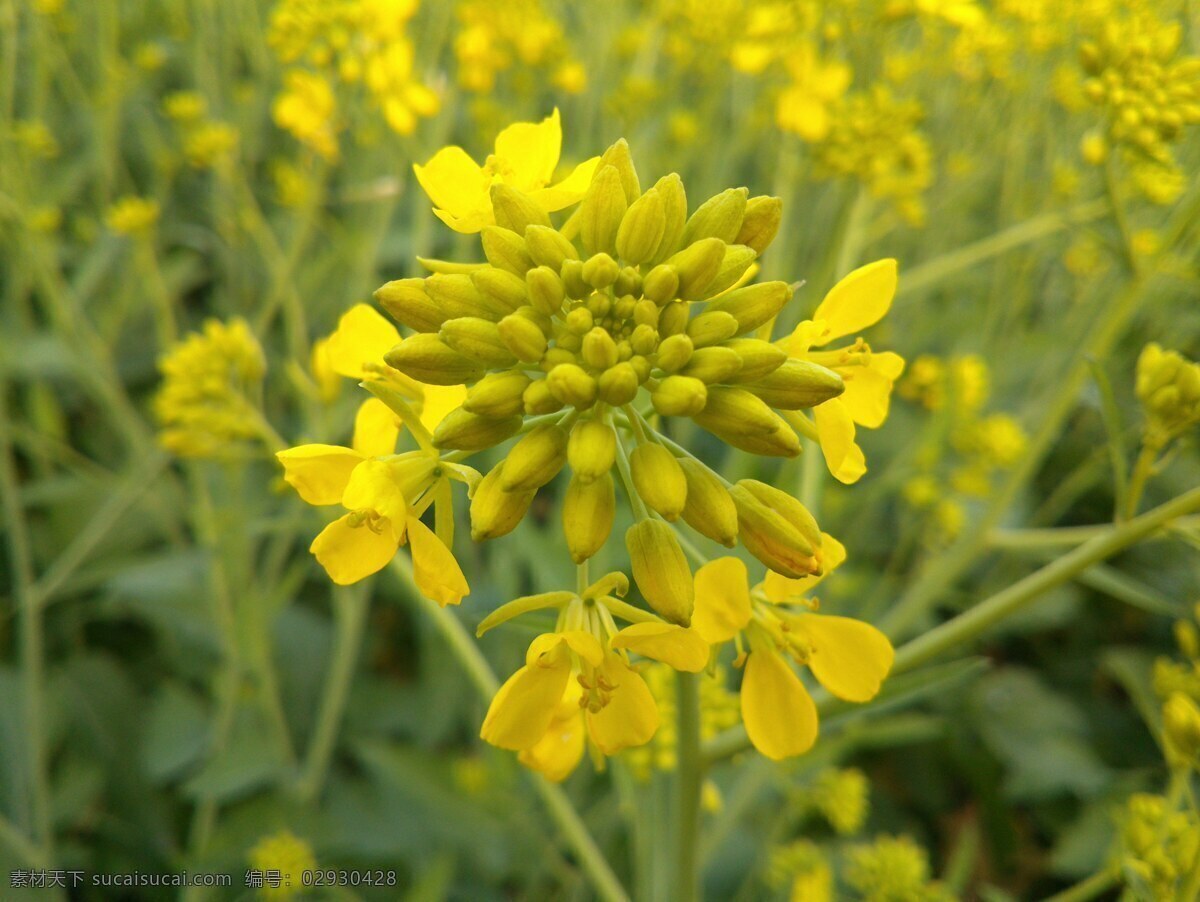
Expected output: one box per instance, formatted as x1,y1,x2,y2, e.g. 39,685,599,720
675,671,703,902
1043,869,1119,902
389,558,629,902
1122,441,1160,521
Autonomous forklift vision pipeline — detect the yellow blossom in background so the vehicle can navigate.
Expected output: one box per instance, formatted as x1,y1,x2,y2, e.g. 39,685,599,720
808,767,870,835
163,91,207,123
105,196,160,236
1136,343,1200,447
248,831,317,899
183,121,239,169
413,109,599,232
1117,793,1200,899
769,840,834,902
273,70,339,160
154,319,271,458
14,120,60,159
454,0,582,94
845,835,954,900
775,44,852,141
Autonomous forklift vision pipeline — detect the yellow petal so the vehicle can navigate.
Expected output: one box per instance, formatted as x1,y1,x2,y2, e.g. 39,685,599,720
838,366,892,429
310,513,400,585
691,557,751,644
325,304,401,379
798,615,894,703
779,319,826,356
480,653,572,751
432,204,493,234
407,515,469,606
494,108,562,191
413,145,490,228
813,400,867,485
741,650,818,760
611,623,710,672
761,533,848,602
586,654,659,755
419,384,468,432
352,398,401,456
519,703,586,782
871,350,906,381
530,156,601,212
342,459,410,523
812,259,898,342
777,91,831,142
276,444,365,505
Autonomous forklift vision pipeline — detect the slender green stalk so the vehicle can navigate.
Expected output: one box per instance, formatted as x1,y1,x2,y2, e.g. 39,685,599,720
988,516,1200,549
389,558,629,902
1123,441,1160,521
1043,869,1119,902
296,586,369,801
675,671,703,902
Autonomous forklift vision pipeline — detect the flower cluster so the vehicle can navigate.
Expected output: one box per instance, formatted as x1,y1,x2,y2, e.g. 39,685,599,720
454,0,585,96
1117,793,1200,899
1136,343,1200,450
154,319,270,458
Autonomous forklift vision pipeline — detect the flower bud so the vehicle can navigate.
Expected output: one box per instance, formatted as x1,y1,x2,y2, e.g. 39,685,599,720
631,443,688,520
692,385,778,435
652,375,708,416
464,371,533,418
497,313,549,362
471,462,536,540
582,252,620,289
643,264,680,304
730,422,801,457
659,301,690,337
523,378,563,415
481,226,534,275
724,338,787,381
626,520,694,625
501,424,569,491
425,273,510,320
440,317,518,367
736,196,783,255
742,359,845,409
706,244,758,297
686,310,740,348
629,355,651,383
580,164,628,257
616,188,666,264
564,472,615,563
729,481,820,578
526,266,566,317
385,334,485,385
491,183,551,233
656,333,694,373
582,327,620,369
684,187,748,245
601,138,641,203
706,281,791,334
547,363,598,408
681,346,743,383
1165,692,1200,763
615,267,642,297
678,459,738,546
598,362,641,405
629,323,659,357
375,278,445,332
471,267,528,311
432,408,523,451
568,419,616,481
650,172,688,265
525,224,580,270
668,238,726,300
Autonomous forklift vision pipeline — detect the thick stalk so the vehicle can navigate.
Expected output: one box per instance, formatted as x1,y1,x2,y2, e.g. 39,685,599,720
1043,870,1119,902
675,671,703,902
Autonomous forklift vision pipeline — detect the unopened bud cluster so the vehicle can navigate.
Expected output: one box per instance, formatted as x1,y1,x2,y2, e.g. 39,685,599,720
375,139,845,625
1136,343,1200,447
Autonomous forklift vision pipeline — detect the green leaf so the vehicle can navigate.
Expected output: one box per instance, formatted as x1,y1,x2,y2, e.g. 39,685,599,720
142,684,212,784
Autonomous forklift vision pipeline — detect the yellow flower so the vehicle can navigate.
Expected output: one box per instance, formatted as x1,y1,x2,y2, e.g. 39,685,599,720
478,573,710,777
780,260,905,484
273,70,339,161
106,196,160,236
775,44,851,142
690,548,893,760
413,109,600,233
248,830,317,899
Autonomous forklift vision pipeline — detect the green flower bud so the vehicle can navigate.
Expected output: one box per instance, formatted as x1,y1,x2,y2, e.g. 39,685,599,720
668,237,726,301
678,459,738,546
650,172,688,265
652,375,708,416
440,317,518,367
643,264,680,304
598,362,641,405
616,188,667,264
526,266,566,316
686,310,740,348
582,327,620,369
464,371,532,418
563,472,615,563
615,266,642,296
471,267,528,311
631,443,688,520
497,313,549,362
633,299,660,327
481,226,534,275
706,281,792,334
656,333,695,372
471,462,536,540
580,164,628,257
384,334,485,385
560,259,590,298
491,183,551,233
425,273,510,320
568,419,617,481
659,300,690,337
684,187,748,245
525,224,580,270
432,408,523,451
681,346,743,383
601,138,641,203
626,520,693,626
582,252,620,289
564,306,594,334
630,323,659,356
523,378,563,415
629,355,652,383
736,196,783,255
375,278,445,332
501,424,569,491
724,338,787,381
706,244,758,298
742,359,845,409
547,363,598,408
729,480,819,578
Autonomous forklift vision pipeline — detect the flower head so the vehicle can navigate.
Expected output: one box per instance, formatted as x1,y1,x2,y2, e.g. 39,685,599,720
248,831,317,899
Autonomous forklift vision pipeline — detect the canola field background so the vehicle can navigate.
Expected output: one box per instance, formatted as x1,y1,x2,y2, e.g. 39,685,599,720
2,0,1200,899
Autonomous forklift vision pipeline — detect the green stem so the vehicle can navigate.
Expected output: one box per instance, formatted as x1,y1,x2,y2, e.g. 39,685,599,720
893,487,1200,673
389,559,629,902
987,516,1200,549
1042,869,1119,902
295,586,369,801
1123,441,1160,521
675,671,703,902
